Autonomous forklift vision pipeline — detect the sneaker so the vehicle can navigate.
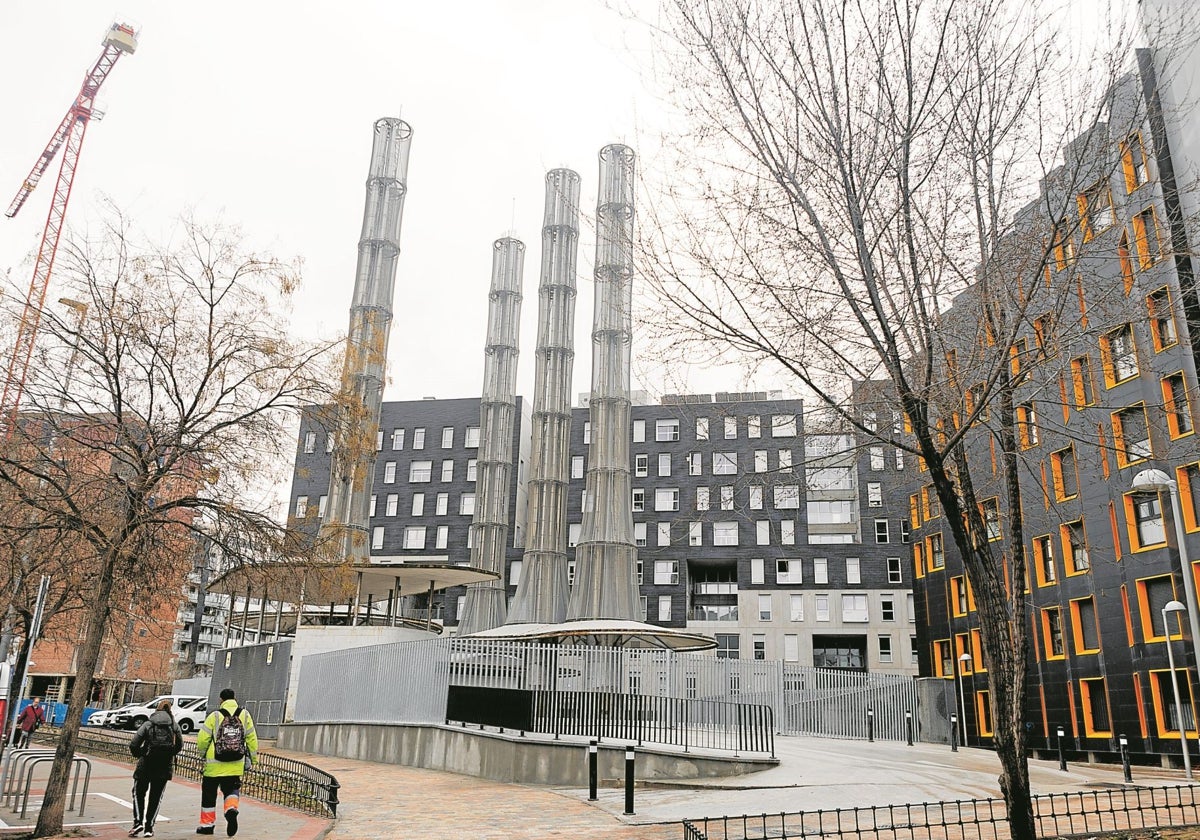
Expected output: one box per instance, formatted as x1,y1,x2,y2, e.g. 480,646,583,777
196,828,215,835
143,831,154,838
226,808,238,837
128,829,142,838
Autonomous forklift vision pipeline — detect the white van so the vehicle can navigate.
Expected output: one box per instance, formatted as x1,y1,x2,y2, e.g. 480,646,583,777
113,695,205,729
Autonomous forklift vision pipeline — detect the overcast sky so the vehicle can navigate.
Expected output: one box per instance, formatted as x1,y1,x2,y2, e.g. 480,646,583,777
1,1,754,412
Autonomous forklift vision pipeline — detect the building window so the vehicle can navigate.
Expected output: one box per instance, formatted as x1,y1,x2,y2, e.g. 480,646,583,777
1127,492,1167,550
391,428,405,450
1121,133,1150,192
435,525,448,549
752,635,766,660
789,594,804,622
508,559,522,586
779,449,793,472
875,519,889,544
465,426,480,447
815,595,830,622
403,526,426,550
1016,402,1038,449
814,558,828,584
1112,404,1152,466
654,561,679,585
724,416,737,439
583,422,591,444
1164,373,1194,439
781,521,795,545
867,482,882,507
689,522,702,546
869,447,885,470
409,461,431,483
756,521,769,545
460,493,475,516
412,428,426,449
900,520,911,544
1071,355,1096,408
1063,520,1089,572
720,485,734,510
772,415,797,437
567,523,581,547
1051,220,1074,270
371,527,385,550
658,596,673,623
696,487,710,510
658,453,672,477
467,459,477,481
571,455,585,479
303,431,316,453
1042,607,1065,659
887,557,902,583
950,577,969,616
879,635,894,663
749,486,763,510
385,494,399,516
715,634,739,659
369,495,377,516
846,557,861,584
748,415,761,438
634,454,648,477
657,522,671,546
435,493,448,515
628,418,644,442
383,462,398,484
441,459,454,482
294,496,308,518
655,488,679,511
1100,324,1139,387
688,452,702,476
1072,596,1101,653
1078,180,1115,240
713,522,739,546
927,533,945,570
1080,677,1111,736
1139,574,1178,641
774,485,801,509
632,488,645,512
776,559,801,584
842,594,868,622
754,450,768,473
981,498,1001,541
634,522,647,547
933,640,953,678
695,417,709,440
656,419,679,441
325,433,335,453
713,452,737,475
1033,535,1056,586
441,427,454,448
758,594,772,621
1132,206,1162,268
1050,446,1078,501
881,596,896,621
1148,288,1178,351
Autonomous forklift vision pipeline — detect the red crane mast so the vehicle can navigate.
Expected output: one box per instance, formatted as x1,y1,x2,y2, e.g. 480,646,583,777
2,21,138,438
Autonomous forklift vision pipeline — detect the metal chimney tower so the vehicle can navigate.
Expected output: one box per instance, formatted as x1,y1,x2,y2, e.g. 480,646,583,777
506,169,581,625
321,118,413,563
458,237,525,635
567,145,641,621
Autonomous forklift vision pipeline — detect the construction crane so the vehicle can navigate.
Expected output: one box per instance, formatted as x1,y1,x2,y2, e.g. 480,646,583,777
1,21,137,438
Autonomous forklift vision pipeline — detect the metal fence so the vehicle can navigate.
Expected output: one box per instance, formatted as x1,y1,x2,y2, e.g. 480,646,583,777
293,637,920,743
681,784,1200,839
33,726,339,817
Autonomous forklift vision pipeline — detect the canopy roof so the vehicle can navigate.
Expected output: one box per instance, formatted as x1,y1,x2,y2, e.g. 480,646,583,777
468,619,716,651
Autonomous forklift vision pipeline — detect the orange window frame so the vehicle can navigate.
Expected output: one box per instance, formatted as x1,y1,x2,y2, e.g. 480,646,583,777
1070,355,1095,408
1132,206,1161,269
1177,463,1200,533
975,690,993,737
1149,668,1198,739
1100,325,1138,388
1050,446,1078,501
1041,607,1066,660
1136,574,1180,642
1148,288,1179,351
1163,373,1194,440
1125,491,1168,553
1033,534,1057,587
1112,404,1150,469
1122,133,1150,193
1070,596,1101,654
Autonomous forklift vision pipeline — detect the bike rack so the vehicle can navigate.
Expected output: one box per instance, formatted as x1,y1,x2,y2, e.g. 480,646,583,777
14,755,91,818
1,749,54,804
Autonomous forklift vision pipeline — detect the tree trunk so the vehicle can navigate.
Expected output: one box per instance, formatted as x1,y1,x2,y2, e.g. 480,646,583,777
32,550,117,838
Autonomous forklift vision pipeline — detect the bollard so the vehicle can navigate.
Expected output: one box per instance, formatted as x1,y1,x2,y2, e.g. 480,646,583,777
588,740,598,801
1119,734,1132,783
905,710,914,746
867,708,874,743
950,714,958,752
623,745,635,816
1057,725,1067,771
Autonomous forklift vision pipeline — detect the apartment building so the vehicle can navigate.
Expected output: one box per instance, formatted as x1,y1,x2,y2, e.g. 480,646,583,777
286,392,918,674
904,60,1200,758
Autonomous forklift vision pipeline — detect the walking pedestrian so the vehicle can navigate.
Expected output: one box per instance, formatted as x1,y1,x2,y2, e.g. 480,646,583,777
13,698,44,749
195,688,257,836
128,699,183,838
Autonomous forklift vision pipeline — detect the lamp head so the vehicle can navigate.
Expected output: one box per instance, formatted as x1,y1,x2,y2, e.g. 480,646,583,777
1164,600,1187,614
1132,468,1175,492
959,653,973,662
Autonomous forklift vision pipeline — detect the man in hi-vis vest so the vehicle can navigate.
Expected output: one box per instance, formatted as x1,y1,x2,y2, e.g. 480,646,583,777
195,688,257,836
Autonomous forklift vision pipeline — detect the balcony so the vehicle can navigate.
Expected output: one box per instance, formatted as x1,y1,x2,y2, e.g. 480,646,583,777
691,605,739,622
693,582,738,595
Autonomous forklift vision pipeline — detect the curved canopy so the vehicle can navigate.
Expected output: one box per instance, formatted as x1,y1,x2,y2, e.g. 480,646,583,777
467,619,716,651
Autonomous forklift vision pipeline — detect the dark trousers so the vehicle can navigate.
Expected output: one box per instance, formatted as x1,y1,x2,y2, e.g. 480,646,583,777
131,775,168,830
199,775,241,829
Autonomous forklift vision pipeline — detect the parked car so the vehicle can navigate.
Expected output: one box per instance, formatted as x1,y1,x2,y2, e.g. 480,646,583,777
174,698,207,734
86,704,137,727
112,695,205,729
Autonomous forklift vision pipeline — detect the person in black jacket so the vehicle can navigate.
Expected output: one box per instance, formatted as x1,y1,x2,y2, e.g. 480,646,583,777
127,699,183,838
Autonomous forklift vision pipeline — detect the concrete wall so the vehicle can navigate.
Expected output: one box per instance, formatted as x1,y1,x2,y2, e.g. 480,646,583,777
278,721,776,785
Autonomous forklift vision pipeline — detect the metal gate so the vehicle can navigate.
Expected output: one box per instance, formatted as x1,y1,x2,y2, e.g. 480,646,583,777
210,640,292,739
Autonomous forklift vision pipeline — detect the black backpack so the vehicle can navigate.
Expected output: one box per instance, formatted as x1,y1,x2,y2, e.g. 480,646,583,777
213,707,246,762
145,720,175,756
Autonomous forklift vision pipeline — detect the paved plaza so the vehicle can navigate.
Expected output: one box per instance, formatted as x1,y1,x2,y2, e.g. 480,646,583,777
0,737,1188,839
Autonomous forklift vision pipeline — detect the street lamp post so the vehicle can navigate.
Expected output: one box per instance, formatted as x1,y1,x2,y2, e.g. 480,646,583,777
958,652,973,745
1163,600,1193,780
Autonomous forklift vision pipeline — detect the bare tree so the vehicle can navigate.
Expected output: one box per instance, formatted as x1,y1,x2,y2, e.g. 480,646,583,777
635,2,1149,837
0,212,336,836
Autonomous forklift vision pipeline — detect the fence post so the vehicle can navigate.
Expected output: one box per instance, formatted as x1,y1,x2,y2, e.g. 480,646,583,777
950,714,958,752
1056,725,1067,771
906,710,913,746
326,779,340,817
867,707,874,743
624,745,635,816
1119,733,1132,783
588,740,598,801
